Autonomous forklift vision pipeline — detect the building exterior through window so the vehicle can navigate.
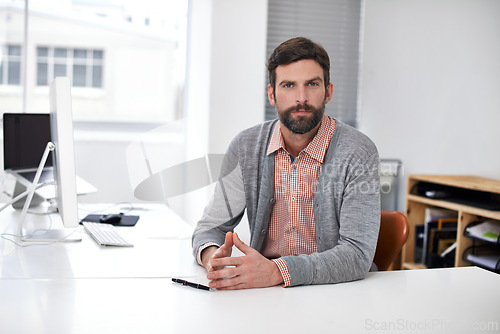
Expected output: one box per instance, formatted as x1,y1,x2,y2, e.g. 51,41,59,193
0,0,187,123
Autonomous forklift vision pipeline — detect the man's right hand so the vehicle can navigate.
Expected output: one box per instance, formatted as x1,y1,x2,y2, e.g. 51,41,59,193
201,232,234,272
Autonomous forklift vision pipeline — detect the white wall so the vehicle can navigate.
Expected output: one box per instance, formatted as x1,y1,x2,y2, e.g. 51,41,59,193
180,0,268,224
186,0,267,155
359,0,500,209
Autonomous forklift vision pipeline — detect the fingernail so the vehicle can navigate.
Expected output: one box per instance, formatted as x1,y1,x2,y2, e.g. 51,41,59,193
207,273,214,279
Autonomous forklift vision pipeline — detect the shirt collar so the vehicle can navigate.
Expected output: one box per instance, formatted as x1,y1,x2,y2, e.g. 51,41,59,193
266,121,285,156
266,115,336,164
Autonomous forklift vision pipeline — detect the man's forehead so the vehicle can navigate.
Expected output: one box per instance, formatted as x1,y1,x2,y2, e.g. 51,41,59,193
275,59,324,82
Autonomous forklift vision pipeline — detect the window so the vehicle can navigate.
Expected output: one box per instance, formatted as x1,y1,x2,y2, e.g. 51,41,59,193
0,44,22,85
0,1,188,122
265,0,362,127
36,47,104,88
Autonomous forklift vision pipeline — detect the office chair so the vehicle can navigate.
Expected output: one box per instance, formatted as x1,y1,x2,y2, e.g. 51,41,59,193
373,210,409,271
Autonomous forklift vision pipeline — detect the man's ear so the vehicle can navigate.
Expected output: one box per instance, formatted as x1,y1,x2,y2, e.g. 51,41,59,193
324,82,334,104
267,84,276,106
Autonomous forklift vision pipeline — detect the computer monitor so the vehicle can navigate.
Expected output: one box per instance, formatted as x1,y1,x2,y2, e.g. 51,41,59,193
3,113,53,171
2,113,53,208
18,77,81,242
49,77,80,229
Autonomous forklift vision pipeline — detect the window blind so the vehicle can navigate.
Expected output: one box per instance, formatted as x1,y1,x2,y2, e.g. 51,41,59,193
265,0,362,127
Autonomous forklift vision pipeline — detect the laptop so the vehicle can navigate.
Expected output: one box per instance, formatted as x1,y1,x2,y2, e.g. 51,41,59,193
3,113,54,181
3,113,96,208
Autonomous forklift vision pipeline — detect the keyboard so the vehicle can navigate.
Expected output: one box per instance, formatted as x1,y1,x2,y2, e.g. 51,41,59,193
82,222,134,247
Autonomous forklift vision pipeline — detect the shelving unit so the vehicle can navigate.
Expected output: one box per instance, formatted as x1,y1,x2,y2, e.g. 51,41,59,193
402,174,500,270
462,221,500,272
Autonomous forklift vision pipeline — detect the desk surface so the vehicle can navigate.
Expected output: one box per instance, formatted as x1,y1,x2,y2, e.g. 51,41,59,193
0,203,204,279
1,204,500,333
0,267,499,334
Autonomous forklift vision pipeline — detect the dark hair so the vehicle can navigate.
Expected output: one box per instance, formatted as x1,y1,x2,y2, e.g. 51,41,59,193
267,37,330,93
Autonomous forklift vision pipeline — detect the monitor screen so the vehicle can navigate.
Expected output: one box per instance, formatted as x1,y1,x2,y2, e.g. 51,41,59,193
3,113,53,170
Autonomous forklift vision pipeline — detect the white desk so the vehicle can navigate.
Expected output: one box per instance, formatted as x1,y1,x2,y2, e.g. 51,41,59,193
1,204,500,333
0,203,204,279
0,267,499,333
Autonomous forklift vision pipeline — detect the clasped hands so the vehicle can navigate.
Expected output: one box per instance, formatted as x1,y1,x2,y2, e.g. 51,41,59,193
201,232,284,290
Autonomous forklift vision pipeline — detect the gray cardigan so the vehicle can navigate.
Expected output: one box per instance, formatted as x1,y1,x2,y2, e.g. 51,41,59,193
192,119,381,286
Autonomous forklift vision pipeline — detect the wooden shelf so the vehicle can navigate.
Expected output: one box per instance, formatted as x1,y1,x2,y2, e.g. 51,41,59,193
406,194,500,220
402,174,500,270
402,262,427,270
408,174,500,194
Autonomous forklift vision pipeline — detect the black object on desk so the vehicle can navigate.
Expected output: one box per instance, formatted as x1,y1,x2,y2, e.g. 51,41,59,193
81,213,140,226
172,278,210,291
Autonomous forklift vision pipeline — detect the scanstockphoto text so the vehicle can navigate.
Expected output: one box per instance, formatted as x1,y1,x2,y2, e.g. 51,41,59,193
221,157,383,198
364,317,499,333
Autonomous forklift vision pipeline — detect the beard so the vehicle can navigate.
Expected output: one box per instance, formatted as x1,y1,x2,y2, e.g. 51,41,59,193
277,102,325,134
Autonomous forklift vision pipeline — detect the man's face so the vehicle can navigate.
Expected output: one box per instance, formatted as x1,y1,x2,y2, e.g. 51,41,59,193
268,59,333,134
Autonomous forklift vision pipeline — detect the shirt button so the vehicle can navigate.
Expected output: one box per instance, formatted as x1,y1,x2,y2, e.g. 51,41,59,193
291,196,296,201
261,229,266,234
292,165,297,171
291,226,296,231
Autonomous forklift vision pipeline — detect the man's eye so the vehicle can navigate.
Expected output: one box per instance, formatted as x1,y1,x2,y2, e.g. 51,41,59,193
307,82,319,86
283,83,293,88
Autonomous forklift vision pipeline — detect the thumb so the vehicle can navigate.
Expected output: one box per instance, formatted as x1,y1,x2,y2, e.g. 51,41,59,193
224,231,234,248
233,232,252,254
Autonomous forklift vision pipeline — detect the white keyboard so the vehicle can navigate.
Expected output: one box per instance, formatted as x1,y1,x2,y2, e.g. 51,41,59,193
82,222,134,247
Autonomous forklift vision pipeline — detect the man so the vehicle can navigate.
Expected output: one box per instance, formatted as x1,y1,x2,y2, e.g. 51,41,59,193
192,37,380,290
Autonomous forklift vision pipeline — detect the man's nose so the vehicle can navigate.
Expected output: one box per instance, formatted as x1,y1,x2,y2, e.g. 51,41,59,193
296,86,308,104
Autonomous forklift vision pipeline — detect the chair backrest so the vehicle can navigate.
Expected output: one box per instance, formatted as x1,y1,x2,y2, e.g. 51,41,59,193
373,210,409,271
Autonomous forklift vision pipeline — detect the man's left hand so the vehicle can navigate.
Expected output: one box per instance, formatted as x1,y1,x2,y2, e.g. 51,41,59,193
207,232,284,290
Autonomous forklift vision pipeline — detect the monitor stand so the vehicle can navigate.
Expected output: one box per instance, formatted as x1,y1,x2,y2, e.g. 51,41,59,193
16,142,81,243
20,229,81,242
